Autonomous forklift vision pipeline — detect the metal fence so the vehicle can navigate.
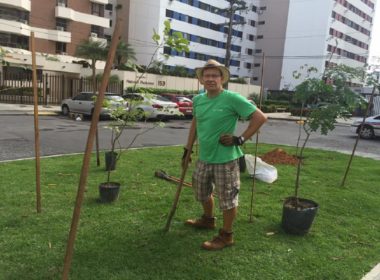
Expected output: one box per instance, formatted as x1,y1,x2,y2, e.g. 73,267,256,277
0,73,124,105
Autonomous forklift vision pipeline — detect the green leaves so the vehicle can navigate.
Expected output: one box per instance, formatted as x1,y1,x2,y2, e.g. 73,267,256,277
152,30,161,45
75,40,108,63
294,64,367,136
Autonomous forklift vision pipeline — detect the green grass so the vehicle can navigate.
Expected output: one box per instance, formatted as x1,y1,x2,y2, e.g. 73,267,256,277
0,144,379,280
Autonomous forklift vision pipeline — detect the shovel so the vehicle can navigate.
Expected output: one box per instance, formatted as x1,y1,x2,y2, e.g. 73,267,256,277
154,170,192,188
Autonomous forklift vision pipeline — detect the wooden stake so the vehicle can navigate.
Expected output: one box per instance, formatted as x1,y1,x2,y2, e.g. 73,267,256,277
249,52,265,223
340,86,377,187
164,142,194,232
30,32,41,214
61,14,122,280
96,126,100,166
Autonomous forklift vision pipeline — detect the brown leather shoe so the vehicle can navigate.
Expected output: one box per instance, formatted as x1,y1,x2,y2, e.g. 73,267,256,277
185,215,216,230
202,229,234,250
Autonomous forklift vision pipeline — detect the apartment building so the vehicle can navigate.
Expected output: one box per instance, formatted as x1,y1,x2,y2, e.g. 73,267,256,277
126,0,260,78
254,0,376,90
0,0,110,56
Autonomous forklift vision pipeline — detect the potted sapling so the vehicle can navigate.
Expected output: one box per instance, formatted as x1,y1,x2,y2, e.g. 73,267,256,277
281,64,365,234
99,99,163,203
100,104,129,202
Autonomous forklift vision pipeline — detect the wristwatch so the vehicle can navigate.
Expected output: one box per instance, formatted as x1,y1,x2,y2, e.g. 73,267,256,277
236,136,245,145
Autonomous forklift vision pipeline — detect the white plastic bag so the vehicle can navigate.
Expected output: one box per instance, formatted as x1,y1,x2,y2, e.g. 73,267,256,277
244,154,278,183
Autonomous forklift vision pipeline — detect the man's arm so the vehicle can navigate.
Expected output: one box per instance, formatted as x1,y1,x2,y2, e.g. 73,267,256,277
219,109,267,146
240,108,267,141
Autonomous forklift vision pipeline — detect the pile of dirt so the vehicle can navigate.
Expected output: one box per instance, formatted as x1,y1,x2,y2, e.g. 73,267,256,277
260,148,299,165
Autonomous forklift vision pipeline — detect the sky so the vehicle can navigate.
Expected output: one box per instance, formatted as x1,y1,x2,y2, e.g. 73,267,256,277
369,4,380,63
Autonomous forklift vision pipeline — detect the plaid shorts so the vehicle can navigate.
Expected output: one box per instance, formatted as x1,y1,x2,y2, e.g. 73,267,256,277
192,159,240,210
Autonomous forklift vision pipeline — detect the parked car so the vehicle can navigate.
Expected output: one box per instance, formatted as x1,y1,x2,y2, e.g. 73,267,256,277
351,114,380,139
61,92,128,117
159,93,193,118
122,92,182,120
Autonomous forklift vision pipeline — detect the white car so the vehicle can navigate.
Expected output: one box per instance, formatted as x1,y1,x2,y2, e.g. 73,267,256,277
122,92,183,120
351,114,380,139
61,92,128,117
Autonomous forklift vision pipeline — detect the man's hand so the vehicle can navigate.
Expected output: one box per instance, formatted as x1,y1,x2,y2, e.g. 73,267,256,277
181,147,192,169
219,134,244,146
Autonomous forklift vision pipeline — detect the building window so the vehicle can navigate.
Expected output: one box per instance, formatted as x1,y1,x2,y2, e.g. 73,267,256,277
258,21,265,25
245,62,252,69
0,32,28,49
105,3,113,11
250,20,256,27
91,3,101,16
259,6,267,11
0,6,29,23
56,42,66,54
252,5,257,12
255,49,262,54
56,18,67,31
254,63,261,67
257,35,264,39
247,34,255,41
246,48,253,55
90,25,103,37
252,77,259,81
57,0,67,7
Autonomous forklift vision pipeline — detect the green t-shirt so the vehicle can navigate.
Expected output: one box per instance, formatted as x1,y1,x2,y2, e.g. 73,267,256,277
193,90,256,163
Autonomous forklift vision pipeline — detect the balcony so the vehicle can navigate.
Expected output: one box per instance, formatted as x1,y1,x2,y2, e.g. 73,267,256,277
0,18,30,37
0,0,31,11
90,0,110,4
55,6,109,28
0,18,71,43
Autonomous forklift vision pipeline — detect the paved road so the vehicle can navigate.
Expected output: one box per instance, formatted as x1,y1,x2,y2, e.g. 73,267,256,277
0,115,378,162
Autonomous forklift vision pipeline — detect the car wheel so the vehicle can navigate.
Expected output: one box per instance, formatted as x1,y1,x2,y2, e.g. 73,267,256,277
62,105,69,116
359,125,374,139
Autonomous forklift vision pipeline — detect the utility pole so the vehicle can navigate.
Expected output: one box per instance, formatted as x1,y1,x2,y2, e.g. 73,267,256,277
220,0,247,88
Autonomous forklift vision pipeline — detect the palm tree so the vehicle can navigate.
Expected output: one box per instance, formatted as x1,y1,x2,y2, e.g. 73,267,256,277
115,41,136,69
75,40,108,93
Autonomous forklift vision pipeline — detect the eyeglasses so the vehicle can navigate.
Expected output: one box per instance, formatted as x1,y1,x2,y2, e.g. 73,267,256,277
203,74,222,79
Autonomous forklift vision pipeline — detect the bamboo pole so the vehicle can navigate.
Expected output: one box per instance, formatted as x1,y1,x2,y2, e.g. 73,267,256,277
249,52,265,223
61,13,122,280
30,32,41,214
340,86,377,187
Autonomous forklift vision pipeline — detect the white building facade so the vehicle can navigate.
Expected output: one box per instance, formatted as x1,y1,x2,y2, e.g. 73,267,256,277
280,0,375,89
127,0,260,78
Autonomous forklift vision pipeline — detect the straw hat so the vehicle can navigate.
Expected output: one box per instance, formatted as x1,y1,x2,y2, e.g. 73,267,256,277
195,59,230,84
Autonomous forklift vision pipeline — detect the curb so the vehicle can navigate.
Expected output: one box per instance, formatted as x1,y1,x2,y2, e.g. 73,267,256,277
0,111,60,116
267,116,351,127
361,263,380,280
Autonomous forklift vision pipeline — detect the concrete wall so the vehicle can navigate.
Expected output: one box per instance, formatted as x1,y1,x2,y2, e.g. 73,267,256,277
107,69,261,97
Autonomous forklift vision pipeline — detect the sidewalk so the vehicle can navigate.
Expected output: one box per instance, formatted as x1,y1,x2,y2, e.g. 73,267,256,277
0,103,60,116
0,103,359,125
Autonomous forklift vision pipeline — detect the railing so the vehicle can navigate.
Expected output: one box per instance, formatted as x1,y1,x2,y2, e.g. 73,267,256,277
0,73,124,105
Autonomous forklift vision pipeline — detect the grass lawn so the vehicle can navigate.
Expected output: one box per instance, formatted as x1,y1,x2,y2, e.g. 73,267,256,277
0,144,379,280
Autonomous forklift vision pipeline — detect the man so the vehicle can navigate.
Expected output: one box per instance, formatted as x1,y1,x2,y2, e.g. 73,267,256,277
183,59,267,250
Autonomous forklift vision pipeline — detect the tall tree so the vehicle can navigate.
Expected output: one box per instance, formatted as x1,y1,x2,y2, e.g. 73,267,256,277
75,40,108,93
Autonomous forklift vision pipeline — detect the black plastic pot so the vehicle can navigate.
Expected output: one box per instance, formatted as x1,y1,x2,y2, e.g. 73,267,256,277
99,182,120,203
105,151,118,171
281,196,319,235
